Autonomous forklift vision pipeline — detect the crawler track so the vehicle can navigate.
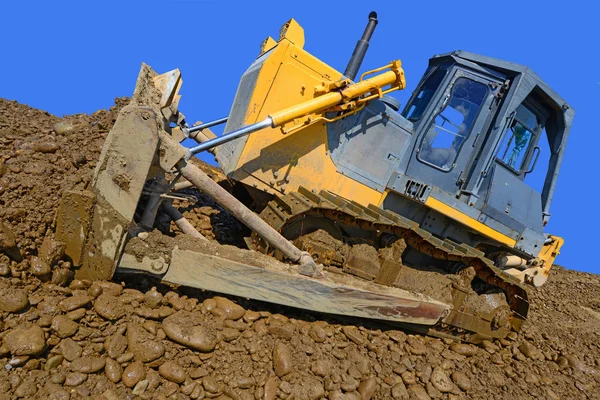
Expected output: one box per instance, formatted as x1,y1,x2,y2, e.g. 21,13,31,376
254,187,530,341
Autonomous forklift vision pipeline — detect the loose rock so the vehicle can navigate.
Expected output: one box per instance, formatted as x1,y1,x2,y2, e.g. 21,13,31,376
122,361,146,388
127,322,164,362
159,360,187,384
162,311,219,352
51,315,79,338
430,367,454,393
0,288,29,312
105,358,122,383
273,342,293,377
71,356,105,373
451,371,471,391
59,294,91,312
4,323,46,355
94,294,125,320
60,338,82,361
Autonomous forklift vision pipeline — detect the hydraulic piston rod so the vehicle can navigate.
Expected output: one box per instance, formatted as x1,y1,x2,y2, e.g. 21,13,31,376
187,60,404,157
184,116,229,135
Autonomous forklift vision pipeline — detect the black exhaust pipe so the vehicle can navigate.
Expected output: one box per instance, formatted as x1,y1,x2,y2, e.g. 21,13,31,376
343,11,378,81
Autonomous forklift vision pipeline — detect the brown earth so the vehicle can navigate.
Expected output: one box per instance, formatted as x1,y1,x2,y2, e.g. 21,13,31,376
0,97,599,399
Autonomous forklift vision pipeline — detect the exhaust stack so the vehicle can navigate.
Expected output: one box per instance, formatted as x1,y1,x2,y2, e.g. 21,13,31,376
343,11,379,80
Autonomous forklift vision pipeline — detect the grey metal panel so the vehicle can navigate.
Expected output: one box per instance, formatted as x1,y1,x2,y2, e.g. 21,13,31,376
326,100,412,192
216,51,270,175
482,164,543,235
515,226,546,257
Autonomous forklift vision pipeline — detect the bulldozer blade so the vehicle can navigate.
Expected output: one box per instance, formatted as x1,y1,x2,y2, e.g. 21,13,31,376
120,247,450,326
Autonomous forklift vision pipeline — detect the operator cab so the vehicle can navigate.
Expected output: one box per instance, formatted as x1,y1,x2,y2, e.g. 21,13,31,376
400,51,573,254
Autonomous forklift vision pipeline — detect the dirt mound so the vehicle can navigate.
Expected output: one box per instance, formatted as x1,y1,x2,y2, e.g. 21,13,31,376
0,97,598,399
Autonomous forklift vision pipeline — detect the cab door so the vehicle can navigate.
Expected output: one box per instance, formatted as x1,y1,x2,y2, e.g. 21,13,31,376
406,70,501,195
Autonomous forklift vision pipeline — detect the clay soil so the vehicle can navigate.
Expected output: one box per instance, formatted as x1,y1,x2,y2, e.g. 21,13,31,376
0,97,599,400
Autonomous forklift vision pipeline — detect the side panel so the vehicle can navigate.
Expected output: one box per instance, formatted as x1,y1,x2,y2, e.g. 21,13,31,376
480,164,545,254
217,52,270,175
222,39,383,206
327,100,413,192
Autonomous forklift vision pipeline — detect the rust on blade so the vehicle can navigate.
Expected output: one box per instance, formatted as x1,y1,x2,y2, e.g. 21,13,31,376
159,249,449,326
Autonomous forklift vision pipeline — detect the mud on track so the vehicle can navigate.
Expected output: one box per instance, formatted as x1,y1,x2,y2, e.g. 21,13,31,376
0,97,599,399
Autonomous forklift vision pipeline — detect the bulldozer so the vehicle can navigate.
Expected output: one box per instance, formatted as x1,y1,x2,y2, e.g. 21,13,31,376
53,12,573,342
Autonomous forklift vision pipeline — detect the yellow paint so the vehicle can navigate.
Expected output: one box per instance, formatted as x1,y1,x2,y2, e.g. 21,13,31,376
230,20,395,207
278,19,304,47
259,36,277,56
425,197,517,247
537,234,564,267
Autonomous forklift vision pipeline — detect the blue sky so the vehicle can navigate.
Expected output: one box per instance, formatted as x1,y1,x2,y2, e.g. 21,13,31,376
1,1,597,273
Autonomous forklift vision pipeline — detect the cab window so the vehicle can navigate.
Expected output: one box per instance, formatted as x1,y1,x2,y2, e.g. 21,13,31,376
417,77,488,171
496,105,539,173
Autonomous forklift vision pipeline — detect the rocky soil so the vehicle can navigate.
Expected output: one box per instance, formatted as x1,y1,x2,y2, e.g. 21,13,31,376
0,97,599,399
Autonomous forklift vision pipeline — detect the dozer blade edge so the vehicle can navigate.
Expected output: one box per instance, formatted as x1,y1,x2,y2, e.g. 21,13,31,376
118,246,450,326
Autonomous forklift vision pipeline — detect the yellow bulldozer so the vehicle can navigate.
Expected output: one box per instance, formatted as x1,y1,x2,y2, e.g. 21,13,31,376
54,12,572,342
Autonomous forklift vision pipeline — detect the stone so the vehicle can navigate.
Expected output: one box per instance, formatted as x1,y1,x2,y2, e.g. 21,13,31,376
97,281,123,296
104,331,128,359
60,338,82,361
53,121,74,135
158,361,187,384
308,325,327,343
190,366,209,379
38,236,65,265
407,385,431,400
45,355,64,371
51,268,73,287
5,323,46,355
268,323,295,340
0,288,29,312
30,256,51,277
66,307,86,320
203,376,220,393
358,377,377,400
58,294,91,312
311,359,330,377
343,326,366,345
263,376,279,400
105,358,122,383
162,311,219,352
14,379,37,398
65,372,87,386
450,343,478,357
51,315,79,338
122,361,145,388
294,375,325,400
519,342,542,360
0,221,18,257
273,342,293,377
406,336,427,355
133,379,149,395
88,282,103,298
430,367,454,393
215,296,245,320
127,322,165,362
451,371,471,391
144,288,163,309
391,381,409,399
71,356,105,373
387,330,407,344
94,294,125,320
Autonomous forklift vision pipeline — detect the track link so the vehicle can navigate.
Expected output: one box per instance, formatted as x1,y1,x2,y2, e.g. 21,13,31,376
254,187,529,341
